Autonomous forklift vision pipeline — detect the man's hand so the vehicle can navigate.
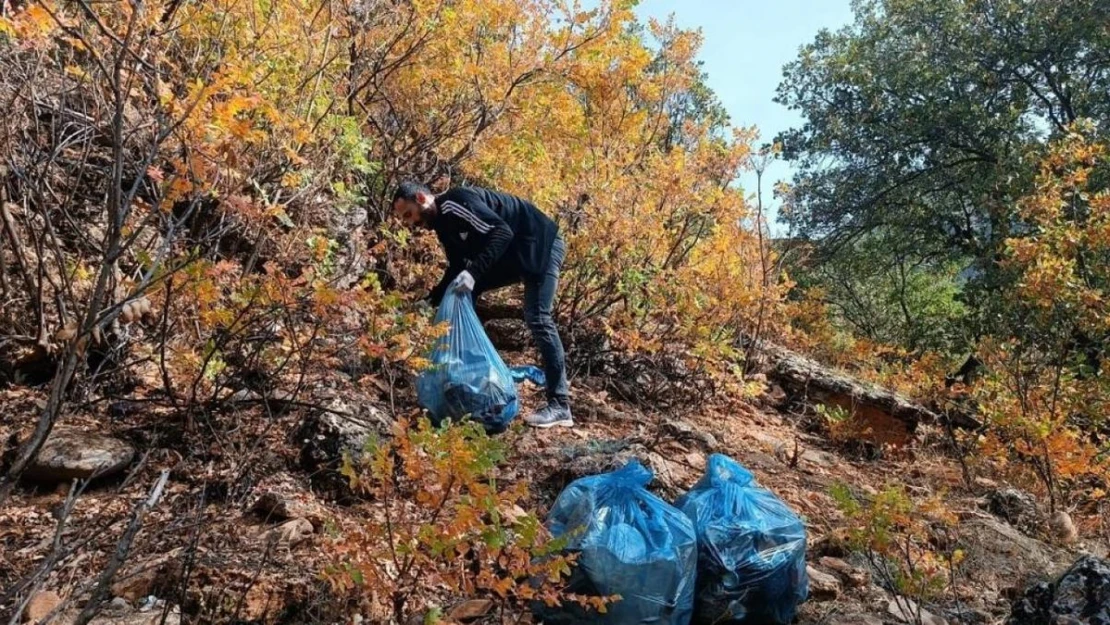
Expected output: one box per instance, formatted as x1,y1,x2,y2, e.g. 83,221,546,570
451,270,475,293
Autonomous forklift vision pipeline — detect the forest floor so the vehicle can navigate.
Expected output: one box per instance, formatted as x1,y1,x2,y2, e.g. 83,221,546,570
1,331,1104,625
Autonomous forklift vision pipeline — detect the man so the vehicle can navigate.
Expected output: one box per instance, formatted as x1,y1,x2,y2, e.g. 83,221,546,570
391,181,573,428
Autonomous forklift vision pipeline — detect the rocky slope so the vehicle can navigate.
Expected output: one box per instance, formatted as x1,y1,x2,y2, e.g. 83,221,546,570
2,333,1108,625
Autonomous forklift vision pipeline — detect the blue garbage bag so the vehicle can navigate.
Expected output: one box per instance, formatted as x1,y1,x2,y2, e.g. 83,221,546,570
534,460,697,625
510,364,546,387
675,454,809,625
416,290,522,434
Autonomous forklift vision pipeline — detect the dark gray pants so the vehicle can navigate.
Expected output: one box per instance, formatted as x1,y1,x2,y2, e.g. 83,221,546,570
474,237,569,406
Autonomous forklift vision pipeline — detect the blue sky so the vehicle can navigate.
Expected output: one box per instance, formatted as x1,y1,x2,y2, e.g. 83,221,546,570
632,0,855,233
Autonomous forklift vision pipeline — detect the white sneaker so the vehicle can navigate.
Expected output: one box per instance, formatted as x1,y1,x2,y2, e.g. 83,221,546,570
524,403,574,428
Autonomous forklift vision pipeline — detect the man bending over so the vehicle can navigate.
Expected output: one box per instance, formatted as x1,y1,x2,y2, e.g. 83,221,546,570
391,181,573,428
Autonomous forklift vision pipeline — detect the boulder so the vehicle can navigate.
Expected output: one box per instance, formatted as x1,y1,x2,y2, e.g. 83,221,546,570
806,565,841,601
248,472,330,529
818,556,870,588
887,598,947,625
298,400,390,470
1006,555,1110,625
985,487,1041,533
25,428,135,482
549,438,697,499
959,518,1072,598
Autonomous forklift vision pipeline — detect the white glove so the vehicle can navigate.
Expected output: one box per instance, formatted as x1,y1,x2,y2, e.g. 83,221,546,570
451,270,475,293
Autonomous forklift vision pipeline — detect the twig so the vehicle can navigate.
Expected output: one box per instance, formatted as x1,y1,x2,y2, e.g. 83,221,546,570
789,436,802,469
0,199,35,301
73,470,170,625
5,480,81,625
228,542,275,622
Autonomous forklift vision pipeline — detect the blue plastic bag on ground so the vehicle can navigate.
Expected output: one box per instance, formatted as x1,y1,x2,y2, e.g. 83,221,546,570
534,460,698,625
416,290,522,434
675,454,808,625
510,364,546,386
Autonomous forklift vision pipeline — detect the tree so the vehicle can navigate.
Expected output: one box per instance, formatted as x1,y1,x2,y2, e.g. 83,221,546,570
786,228,970,355
974,122,1110,510
774,0,1110,340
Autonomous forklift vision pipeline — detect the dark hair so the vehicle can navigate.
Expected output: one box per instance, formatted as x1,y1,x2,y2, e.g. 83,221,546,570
392,181,430,204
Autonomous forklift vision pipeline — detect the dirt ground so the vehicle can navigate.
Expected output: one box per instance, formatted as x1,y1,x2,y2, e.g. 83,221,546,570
2,345,1104,624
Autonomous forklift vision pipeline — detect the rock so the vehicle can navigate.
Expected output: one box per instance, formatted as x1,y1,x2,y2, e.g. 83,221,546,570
1048,510,1079,545
25,428,135,482
111,549,184,604
829,616,882,625
93,604,182,625
819,556,870,587
24,590,62,623
644,450,697,495
23,593,179,625
947,607,994,624
263,518,314,547
960,518,1072,597
1006,555,1110,625
887,597,947,625
768,383,787,403
229,388,262,403
684,451,706,470
801,448,836,468
249,473,329,529
806,565,841,601
448,599,495,622
660,420,719,451
809,531,851,559
483,318,528,351
298,401,390,470
560,440,638,481
974,476,999,490
986,487,1041,533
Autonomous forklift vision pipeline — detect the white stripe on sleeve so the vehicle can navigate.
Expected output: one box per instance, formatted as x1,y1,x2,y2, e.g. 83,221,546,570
441,200,493,233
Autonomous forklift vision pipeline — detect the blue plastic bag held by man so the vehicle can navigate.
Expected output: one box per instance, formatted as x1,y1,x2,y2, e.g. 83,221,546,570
391,181,573,429
676,454,809,625
415,289,522,434
534,460,697,625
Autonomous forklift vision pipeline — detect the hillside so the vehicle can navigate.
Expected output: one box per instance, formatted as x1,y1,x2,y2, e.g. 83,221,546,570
3,326,1106,624
3,1,1110,624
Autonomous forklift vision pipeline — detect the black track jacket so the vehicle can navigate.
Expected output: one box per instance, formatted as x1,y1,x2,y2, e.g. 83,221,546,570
426,186,560,307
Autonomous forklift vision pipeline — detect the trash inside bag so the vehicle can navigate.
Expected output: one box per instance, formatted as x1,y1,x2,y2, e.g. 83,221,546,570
675,453,809,625
534,460,697,625
416,290,524,434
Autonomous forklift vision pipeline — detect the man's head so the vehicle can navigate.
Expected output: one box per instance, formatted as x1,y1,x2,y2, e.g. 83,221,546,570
391,181,437,230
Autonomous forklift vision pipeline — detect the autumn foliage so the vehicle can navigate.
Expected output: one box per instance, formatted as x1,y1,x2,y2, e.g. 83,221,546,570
8,0,1110,621
973,123,1110,511
322,418,607,622
0,0,779,618
0,0,779,403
